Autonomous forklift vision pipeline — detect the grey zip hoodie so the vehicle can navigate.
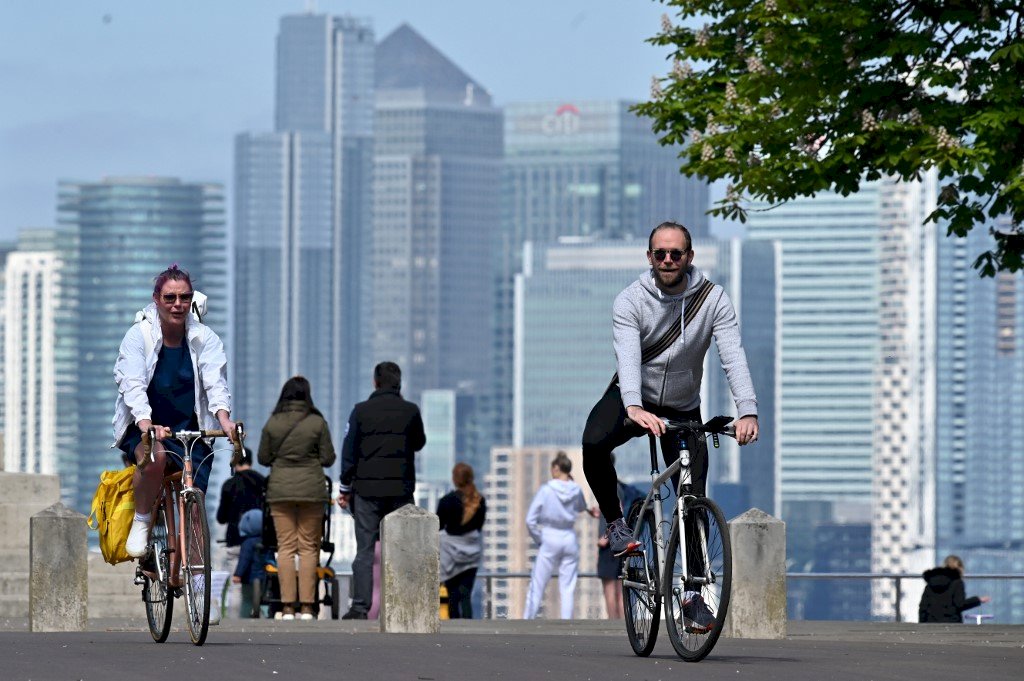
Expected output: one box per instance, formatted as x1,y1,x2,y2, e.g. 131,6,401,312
612,266,757,418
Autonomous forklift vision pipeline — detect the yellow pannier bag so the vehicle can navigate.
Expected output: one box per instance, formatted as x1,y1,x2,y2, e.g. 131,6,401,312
87,465,137,565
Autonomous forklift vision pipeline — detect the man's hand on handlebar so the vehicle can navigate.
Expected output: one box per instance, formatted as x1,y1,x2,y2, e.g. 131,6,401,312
626,405,666,437
734,415,758,446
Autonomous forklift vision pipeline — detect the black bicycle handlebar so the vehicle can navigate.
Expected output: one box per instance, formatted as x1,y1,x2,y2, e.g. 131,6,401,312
623,414,736,439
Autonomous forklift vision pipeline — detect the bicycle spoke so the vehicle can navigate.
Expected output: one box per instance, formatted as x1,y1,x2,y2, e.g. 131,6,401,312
622,501,661,656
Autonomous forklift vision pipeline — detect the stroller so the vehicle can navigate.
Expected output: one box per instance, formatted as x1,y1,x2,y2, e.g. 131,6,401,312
252,475,342,619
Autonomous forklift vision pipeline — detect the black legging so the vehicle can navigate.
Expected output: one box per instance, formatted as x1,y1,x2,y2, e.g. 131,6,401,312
444,568,478,619
581,383,707,523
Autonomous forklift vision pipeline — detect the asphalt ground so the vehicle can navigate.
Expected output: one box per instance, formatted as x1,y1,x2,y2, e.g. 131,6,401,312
1,619,1022,681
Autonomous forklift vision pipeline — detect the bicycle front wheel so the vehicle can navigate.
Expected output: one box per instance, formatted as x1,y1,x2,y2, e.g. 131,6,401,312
663,497,731,662
621,500,660,656
182,491,211,645
143,508,173,642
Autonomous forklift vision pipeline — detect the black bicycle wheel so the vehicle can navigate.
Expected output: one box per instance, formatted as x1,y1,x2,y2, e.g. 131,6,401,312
329,577,340,620
182,491,211,645
663,497,731,662
621,500,661,656
143,508,173,642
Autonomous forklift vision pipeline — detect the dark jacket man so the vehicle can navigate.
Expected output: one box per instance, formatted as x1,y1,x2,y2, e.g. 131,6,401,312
336,361,425,619
216,449,266,547
339,389,425,500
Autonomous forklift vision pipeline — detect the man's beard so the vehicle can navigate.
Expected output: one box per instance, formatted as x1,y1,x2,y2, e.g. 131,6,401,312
657,267,685,288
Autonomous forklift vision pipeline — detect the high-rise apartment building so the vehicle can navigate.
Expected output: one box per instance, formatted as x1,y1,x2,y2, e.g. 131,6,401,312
58,177,227,514
234,14,374,446
493,101,711,455
2,236,62,477
368,25,502,433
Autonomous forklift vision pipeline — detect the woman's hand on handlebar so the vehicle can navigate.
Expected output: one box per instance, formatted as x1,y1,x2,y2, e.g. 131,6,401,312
626,405,666,437
138,420,172,440
216,410,237,443
734,415,758,445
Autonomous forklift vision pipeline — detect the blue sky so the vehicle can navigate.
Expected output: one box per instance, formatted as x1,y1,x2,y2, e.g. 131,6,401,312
0,1,717,240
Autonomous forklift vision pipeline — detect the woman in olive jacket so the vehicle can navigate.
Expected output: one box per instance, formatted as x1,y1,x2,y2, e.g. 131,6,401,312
258,376,336,620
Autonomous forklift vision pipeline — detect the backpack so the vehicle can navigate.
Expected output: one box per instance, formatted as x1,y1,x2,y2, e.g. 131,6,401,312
87,465,138,565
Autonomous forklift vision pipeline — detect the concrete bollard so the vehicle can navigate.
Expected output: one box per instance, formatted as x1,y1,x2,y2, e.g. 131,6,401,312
30,503,88,632
379,504,439,633
722,508,786,639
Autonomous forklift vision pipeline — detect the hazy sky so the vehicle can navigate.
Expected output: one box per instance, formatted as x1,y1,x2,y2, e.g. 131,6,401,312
0,0,702,241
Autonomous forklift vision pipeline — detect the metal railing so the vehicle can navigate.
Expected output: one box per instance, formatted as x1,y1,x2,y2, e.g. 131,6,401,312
478,571,1024,622
785,573,1024,622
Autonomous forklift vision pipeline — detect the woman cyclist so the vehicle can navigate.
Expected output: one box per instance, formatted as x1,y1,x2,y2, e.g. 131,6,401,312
113,265,236,559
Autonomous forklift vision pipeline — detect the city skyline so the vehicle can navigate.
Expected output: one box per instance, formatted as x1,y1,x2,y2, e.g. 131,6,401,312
0,0,679,239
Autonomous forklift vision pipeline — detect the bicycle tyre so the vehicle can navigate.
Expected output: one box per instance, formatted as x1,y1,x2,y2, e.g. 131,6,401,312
663,497,731,662
182,491,211,645
621,500,661,656
143,508,173,642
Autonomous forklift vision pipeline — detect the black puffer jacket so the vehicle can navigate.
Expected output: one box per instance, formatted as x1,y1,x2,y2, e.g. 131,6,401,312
340,388,425,498
918,567,982,623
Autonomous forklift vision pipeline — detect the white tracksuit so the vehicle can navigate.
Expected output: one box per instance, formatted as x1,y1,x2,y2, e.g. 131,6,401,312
523,478,588,619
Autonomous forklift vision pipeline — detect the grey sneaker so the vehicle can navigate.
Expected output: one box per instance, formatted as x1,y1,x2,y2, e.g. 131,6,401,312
682,593,716,633
607,517,641,556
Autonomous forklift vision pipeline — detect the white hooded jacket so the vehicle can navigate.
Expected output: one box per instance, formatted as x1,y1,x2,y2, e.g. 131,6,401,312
111,301,231,448
525,479,588,544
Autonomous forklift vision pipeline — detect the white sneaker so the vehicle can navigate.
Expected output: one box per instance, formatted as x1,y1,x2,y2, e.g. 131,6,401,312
300,613,314,621
126,519,150,558
273,611,284,620
282,613,295,621
209,607,221,626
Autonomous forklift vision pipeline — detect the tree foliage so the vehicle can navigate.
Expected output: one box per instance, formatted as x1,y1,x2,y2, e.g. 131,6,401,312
635,0,1024,275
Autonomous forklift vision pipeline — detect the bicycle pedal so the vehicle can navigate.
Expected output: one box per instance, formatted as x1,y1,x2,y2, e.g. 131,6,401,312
614,542,643,558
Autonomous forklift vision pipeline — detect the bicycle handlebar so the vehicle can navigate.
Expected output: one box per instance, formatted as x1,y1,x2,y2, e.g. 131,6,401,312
140,422,246,467
623,415,736,439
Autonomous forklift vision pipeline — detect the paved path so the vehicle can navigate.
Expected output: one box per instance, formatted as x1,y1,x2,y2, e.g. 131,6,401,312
2,619,1022,681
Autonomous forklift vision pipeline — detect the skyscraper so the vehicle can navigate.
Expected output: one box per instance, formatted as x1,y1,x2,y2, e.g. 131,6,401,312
58,177,227,514
234,13,374,445
368,25,502,432
745,185,882,515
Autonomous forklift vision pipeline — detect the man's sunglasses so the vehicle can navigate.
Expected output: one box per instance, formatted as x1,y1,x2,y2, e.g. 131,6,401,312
160,292,194,304
651,249,688,262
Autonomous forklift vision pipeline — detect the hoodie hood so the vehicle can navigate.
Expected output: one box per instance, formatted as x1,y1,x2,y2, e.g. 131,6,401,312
238,508,263,538
637,265,707,301
922,566,960,593
546,478,583,503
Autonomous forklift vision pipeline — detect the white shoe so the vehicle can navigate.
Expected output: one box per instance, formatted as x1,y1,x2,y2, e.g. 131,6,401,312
300,613,314,621
126,519,150,558
274,611,284,620
209,607,221,626
282,613,295,621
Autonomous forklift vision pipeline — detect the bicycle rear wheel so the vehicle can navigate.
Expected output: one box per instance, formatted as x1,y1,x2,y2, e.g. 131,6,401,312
663,497,731,662
143,508,173,642
621,500,661,656
182,491,211,645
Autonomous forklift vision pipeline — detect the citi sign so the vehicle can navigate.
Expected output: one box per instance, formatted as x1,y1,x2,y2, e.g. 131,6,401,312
541,104,581,135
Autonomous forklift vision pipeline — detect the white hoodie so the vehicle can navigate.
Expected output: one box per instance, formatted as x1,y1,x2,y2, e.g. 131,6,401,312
525,479,588,544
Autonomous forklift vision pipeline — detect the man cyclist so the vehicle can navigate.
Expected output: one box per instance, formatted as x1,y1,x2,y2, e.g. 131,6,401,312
581,221,758,630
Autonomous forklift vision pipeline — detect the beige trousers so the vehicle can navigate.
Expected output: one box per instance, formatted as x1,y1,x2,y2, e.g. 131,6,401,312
270,501,323,608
